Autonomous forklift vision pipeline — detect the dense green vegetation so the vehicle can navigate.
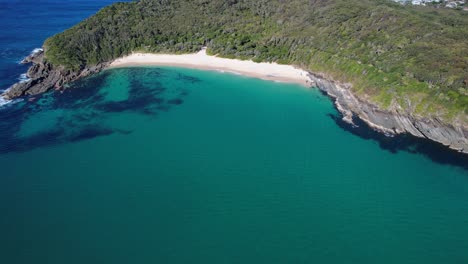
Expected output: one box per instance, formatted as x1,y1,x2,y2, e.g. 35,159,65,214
44,0,467,121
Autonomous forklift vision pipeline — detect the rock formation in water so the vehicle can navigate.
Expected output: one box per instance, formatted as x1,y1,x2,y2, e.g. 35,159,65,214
308,72,468,153
3,50,109,99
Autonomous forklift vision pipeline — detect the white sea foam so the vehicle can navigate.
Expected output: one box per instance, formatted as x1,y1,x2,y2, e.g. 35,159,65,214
0,96,12,108
31,48,43,54
18,73,31,83
17,48,44,64
0,94,23,108
216,69,242,75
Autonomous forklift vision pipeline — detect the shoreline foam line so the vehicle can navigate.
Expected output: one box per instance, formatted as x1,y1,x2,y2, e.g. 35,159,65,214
109,48,311,86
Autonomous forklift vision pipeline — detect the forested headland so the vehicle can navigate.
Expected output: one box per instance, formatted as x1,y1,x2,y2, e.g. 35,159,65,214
41,0,467,123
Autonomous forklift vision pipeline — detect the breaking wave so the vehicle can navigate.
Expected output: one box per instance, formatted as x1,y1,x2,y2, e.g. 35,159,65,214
17,48,44,64
31,48,43,55
18,73,31,83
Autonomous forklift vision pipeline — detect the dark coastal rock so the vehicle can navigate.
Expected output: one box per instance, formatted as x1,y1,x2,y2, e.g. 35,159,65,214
2,49,110,100
20,49,44,64
308,72,468,154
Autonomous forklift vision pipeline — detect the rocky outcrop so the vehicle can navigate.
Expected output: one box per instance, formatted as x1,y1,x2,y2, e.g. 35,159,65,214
307,72,468,154
2,49,110,100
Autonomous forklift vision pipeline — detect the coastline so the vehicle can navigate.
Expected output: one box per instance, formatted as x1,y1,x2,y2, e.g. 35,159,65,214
109,49,467,153
109,48,311,86
307,72,468,154
2,48,467,154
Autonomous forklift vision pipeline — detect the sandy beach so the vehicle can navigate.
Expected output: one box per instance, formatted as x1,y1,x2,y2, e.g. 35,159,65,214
109,48,311,86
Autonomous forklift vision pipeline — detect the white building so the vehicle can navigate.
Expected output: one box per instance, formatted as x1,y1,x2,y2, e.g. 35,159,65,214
446,2,458,8
392,0,463,8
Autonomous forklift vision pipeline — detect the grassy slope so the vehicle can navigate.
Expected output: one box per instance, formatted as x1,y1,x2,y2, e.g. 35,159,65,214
43,0,467,123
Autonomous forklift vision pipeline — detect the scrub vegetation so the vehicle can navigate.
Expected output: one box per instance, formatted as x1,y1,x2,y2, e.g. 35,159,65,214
44,0,467,121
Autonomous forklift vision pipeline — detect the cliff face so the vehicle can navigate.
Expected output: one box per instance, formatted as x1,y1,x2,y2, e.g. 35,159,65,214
308,72,468,154
2,50,109,99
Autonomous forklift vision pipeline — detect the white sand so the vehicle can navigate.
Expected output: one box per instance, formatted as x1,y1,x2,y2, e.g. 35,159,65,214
109,48,311,86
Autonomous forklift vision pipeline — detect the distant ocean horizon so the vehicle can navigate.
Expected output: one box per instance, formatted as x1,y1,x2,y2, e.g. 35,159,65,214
0,1,467,264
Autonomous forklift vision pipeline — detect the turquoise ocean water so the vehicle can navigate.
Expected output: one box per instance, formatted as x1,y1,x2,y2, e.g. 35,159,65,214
0,1,468,263
0,67,467,263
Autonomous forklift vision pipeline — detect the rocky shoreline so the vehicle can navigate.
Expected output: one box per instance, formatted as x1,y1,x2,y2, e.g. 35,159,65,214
2,50,109,99
307,72,468,154
2,49,467,154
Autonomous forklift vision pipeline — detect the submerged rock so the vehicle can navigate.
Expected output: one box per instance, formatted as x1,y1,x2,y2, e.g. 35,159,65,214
2,48,466,154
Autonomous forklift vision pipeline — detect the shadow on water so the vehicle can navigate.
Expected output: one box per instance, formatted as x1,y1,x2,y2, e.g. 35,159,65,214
328,113,468,171
0,67,199,155
95,76,166,115
3,67,465,171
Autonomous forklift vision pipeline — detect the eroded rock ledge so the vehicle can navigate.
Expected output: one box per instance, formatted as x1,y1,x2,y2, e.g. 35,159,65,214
2,50,109,99
2,50,467,154
307,72,468,154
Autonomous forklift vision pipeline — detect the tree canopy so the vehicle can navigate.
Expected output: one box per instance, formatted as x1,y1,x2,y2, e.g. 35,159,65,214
44,0,468,122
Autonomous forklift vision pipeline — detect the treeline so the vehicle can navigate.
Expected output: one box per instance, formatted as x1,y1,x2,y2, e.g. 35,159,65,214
44,0,467,121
